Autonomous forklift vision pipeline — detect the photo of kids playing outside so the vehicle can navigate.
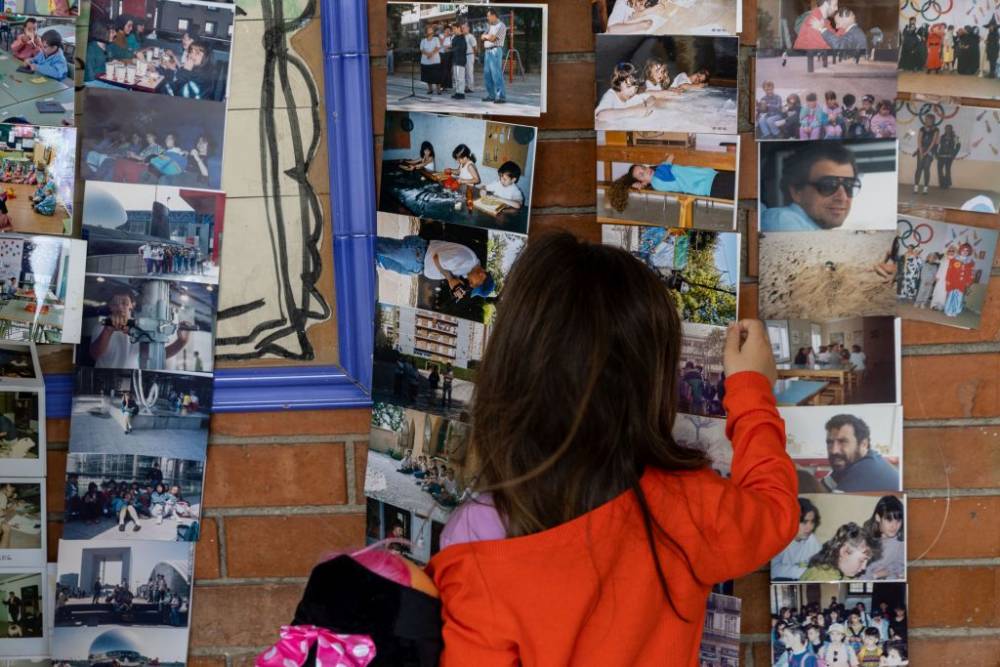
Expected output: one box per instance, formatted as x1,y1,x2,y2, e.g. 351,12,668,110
893,216,999,330
595,34,739,133
897,102,1000,213
593,0,740,37
770,582,908,666
380,111,536,235
386,3,548,117
677,322,727,417
0,15,74,126
0,123,75,236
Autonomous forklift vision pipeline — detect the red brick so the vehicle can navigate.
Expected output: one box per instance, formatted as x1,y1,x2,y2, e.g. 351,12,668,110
902,278,1000,346
738,282,759,320
47,449,67,513
496,60,597,131
532,140,596,208
47,418,69,444
368,0,386,57
547,0,595,53
37,344,74,373
370,63,386,137
908,497,1000,560
194,517,221,580
353,441,368,503
908,567,999,628
224,513,366,578
738,131,757,200
734,570,770,633
903,426,1000,489
752,641,772,667
204,443,348,508
47,521,61,560
909,636,1000,666
187,657,227,667
210,409,371,437
740,0,758,46
189,584,302,648
529,214,600,244
901,354,1000,419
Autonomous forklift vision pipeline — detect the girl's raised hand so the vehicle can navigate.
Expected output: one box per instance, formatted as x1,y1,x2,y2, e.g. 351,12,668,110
723,319,777,386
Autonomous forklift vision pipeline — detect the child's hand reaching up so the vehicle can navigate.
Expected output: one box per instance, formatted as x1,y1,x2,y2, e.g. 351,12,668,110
723,319,777,386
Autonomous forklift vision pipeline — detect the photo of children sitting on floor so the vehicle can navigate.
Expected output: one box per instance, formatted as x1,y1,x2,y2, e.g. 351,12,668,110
69,368,210,461
897,102,1000,214
601,225,739,326
81,88,225,190
365,402,472,564
595,34,738,133
55,538,193,632
0,391,41,476
0,481,44,565
770,582,908,666
0,123,75,235
373,303,482,422
62,454,204,541
84,0,233,103
765,316,899,406
386,2,548,117
82,182,223,284
0,15,75,126
0,571,43,642
380,111,536,234
672,413,731,477
593,0,739,36
892,216,999,331
376,213,525,325
597,131,738,231
678,322,727,417
781,405,902,494
772,493,906,584
899,1,1000,100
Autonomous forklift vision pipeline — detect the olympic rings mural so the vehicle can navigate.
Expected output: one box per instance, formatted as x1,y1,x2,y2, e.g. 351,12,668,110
900,0,954,23
893,101,962,127
897,218,937,249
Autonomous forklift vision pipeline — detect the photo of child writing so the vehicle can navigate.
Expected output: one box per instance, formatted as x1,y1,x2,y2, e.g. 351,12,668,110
0,15,74,125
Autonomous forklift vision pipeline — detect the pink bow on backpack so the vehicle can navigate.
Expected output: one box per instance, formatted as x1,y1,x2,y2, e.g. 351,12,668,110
255,625,376,667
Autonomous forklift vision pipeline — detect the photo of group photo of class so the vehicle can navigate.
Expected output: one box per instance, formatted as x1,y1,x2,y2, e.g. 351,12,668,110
897,102,1000,213
770,582,908,666
595,34,739,133
596,131,738,231
592,0,740,36
84,0,234,103
765,316,899,407
781,404,902,493
365,401,472,564
386,2,548,117
380,111,536,235
0,14,75,126
0,123,75,236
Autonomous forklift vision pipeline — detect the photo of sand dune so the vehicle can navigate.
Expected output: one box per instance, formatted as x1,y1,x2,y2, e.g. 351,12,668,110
759,231,897,320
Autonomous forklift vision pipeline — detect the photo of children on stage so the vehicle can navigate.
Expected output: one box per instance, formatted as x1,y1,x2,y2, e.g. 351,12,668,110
592,0,739,37
595,35,739,133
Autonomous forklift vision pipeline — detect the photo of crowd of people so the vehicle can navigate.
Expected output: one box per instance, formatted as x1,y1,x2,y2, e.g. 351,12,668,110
593,0,740,36
0,390,42,477
0,571,44,648
0,14,75,126
678,322,727,417
0,480,44,566
770,582,908,666
595,35,739,133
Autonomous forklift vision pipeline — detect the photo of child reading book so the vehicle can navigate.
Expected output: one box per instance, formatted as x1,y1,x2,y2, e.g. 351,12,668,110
593,0,739,37
0,15,74,125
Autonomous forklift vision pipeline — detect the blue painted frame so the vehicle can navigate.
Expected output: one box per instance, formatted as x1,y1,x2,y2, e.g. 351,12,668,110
44,0,376,416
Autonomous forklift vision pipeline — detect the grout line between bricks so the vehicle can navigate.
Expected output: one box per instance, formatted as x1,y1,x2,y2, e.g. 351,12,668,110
345,439,357,505
207,434,368,445
910,627,1000,637
189,647,265,658
203,504,368,517
902,341,1000,356
217,516,228,579
538,129,596,140
904,416,1000,427
195,576,309,586
908,557,1000,567
907,487,1000,498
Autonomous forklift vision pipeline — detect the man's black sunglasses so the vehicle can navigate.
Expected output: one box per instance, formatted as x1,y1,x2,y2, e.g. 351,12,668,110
806,176,862,198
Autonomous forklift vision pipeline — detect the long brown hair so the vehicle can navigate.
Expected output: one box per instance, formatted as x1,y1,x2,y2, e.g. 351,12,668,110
468,232,708,600
606,164,644,212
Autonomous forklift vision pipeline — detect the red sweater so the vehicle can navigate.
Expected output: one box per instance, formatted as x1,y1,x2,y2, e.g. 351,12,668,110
427,371,798,666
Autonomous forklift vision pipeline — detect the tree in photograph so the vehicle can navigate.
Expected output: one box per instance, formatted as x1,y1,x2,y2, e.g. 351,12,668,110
372,401,406,432
674,232,737,326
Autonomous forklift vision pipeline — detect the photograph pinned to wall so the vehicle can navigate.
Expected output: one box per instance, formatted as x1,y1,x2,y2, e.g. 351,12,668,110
596,131,739,231
380,111,537,235
772,493,906,584
365,402,472,564
0,390,45,477
759,138,897,231
52,625,188,667
758,231,898,320
781,404,902,494
678,322,726,417
699,593,741,666
899,0,1000,100
376,213,527,325
62,453,204,541
601,225,739,327
0,479,45,567
0,342,40,383
84,0,234,103
0,659,51,667
765,316,900,407
672,412,730,477
769,581,908,665
386,2,548,117
594,35,739,133
897,102,1000,214
0,570,46,655
893,215,999,330
0,124,76,236
373,304,483,422
5,1,78,16
75,274,217,374
69,368,211,460
80,88,225,190
756,0,898,51
593,0,740,36
82,181,224,284
0,14,75,126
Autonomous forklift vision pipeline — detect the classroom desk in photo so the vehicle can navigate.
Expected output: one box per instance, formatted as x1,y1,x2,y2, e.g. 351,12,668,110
0,54,73,124
381,160,530,234
774,378,830,406
3,503,42,545
97,49,168,93
0,298,64,341
776,363,855,403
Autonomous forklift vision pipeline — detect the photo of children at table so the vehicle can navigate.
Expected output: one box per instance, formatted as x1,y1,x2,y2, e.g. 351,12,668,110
0,14,74,125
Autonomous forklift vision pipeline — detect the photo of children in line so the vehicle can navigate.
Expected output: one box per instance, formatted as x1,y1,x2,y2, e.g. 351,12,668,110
0,124,75,236
593,0,739,37
678,322,727,417
386,2,547,117
0,15,74,126
772,494,906,583
595,35,738,133
380,111,536,235
770,582,908,666
893,216,999,330
897,102,1000,213
597,131,738,231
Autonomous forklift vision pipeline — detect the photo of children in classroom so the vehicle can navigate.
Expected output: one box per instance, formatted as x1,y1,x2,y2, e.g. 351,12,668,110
893,216,999,330
0,14,74,126
595,34,739,133
596,131,738,231
84,0,234,103
0,123,75,235
770,582,908,666
592,0,739,37
380,111,536,235
897,102,1000,213
386,2,548,117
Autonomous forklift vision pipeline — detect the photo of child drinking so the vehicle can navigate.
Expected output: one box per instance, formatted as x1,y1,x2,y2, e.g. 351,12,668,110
0,15,75,125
